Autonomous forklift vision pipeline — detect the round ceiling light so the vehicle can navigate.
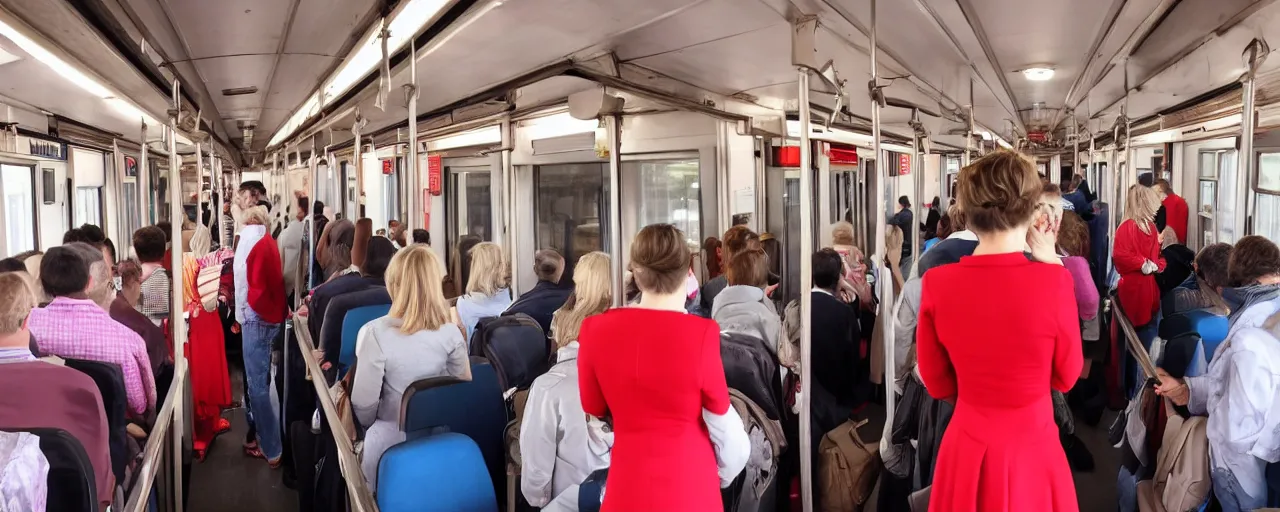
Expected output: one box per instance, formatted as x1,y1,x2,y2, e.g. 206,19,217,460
1022,67,1055,81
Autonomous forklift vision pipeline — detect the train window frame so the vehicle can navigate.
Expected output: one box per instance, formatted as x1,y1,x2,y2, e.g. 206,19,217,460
444,163,495,269
1255,151,1280,196
532,162,609,281
1253,151,1280,240
1,162,39,254
621,152,704,253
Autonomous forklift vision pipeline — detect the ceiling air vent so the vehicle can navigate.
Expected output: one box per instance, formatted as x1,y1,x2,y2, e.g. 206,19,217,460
222,87,259,96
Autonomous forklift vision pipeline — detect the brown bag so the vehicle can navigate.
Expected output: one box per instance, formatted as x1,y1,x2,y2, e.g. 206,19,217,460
1136,400,1210,512
818,419,882,512
329,369,357,443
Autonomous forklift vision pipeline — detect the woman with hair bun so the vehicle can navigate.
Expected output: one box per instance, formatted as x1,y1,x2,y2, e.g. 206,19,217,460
915,150,1082,511
577,224,748,511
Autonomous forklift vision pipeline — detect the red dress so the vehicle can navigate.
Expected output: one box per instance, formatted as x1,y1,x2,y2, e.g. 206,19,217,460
916,252,1083,512
578,308,729,511
1114,220,1165,327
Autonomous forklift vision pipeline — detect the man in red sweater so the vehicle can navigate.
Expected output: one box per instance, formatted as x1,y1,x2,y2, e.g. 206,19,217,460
233,205,287,467
1155,179,1189,244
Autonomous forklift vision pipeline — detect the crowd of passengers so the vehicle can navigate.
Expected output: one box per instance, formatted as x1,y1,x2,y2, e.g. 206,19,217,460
2,148,1279,512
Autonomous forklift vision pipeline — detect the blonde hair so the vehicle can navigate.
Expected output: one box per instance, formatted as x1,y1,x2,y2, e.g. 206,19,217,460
242,205,270,227
831,221,855,246
550,252,612,348
1124,184,1161,234
0,272,36,335
386,245,450,334
465,242,509,296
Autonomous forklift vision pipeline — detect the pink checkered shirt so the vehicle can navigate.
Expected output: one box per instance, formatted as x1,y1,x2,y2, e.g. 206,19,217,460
28,297,157,415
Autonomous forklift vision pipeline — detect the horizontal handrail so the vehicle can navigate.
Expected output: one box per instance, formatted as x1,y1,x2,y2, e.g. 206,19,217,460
1110,296,1158,380
294,315,379,512
123,365,184,512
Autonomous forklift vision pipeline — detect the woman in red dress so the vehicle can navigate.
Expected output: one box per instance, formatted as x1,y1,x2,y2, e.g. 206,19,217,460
1113,184,1166,394
577,224,748,511
916,150,1083,511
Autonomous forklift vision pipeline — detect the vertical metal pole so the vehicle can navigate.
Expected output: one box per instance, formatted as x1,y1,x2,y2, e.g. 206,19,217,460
353,113,363,221
1108,121,1119,263
405,40,420,236
166,80,185,512
501,116,516,291
818,140,831,243
1071,114,1080,185
796,67,815,512
910,110,922,268
309,135,318,293
963,81,974,167
139,120,149,227
194,141,204,227
112,138,126,249
606,114,624,306
1237,41,1262,240
871,0,897,480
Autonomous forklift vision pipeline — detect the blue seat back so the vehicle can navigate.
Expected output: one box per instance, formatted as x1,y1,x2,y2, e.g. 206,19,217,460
377,432,497,512
399,363,507,490
340,304,391,369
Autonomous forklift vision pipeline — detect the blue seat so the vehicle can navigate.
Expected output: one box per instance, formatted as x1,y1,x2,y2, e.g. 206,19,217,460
340,304,391,372
400,363,507,500
377,432,497,512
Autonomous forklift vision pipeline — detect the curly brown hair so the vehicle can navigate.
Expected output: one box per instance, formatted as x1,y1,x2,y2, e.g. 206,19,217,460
1057,211,1090,258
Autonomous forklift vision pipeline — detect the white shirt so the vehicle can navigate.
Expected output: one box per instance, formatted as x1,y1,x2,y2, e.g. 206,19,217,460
233,225,266,324
277,220,306,292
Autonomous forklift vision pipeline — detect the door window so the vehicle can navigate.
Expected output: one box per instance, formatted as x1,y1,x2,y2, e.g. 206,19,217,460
624,158,701,248
534,163,607,278
2,164,36,254
1254,152,1280,241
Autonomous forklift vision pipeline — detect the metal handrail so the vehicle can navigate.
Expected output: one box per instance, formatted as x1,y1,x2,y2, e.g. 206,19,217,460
1110,296,1158,380
293,316,380,512
123,366,185,512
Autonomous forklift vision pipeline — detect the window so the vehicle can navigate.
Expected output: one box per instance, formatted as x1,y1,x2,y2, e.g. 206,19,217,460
2,164,36,254
74,187,102,227
446,167,493,264
1254,153,1280,241
1198,149,1237,245
625,158,701,247
534,163,608,278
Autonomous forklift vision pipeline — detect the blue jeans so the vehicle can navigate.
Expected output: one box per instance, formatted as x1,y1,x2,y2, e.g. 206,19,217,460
1117,465,1139,512
242,307,283,461
1215,468,1265,512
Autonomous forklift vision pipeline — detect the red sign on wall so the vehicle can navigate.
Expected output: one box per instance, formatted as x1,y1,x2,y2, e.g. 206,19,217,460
898,153,911,176
427,154,443,196
381,158,394,175
828,146,859,166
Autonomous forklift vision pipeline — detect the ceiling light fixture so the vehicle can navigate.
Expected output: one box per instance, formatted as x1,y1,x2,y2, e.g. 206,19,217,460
1022,67,1055,81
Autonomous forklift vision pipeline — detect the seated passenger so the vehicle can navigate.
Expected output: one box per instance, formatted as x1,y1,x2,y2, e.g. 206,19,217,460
352,245,471,488
1164,243,1233,317
711,248,781,353
454,242,512,339
0,430,48,512
520,251,614,509
318,238,397,367
923,213,951,253
0,272,114,506
305,219,365,343
133,226,171,326
577,224,748,511
411,228,430,246
29,245,156,417
504,249,572,334
112,260,169,375
314,218,355,283
1156,235,1280,511
700,226,759,314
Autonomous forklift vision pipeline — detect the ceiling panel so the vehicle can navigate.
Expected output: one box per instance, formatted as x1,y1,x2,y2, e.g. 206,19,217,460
262,54,336,111
630,23,794,96
612,0,780,61
1128,0,1258,86
164,0,294,59
0,38,142,138
283,0,378,56
196,54,276,111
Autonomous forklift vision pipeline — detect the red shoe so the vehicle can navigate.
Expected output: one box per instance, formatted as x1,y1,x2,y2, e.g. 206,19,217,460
214,418,231,435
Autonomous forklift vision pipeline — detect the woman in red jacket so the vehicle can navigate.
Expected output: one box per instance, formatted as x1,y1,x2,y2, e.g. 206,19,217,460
577,224,748,511
1114,184,1165,394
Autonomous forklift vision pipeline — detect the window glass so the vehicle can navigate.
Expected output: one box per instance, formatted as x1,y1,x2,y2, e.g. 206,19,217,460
1199,152,1217,178
75,187,102,227
448,168,493,251
2,164,36,254
1258,153,1280,193
535,163,607,277
626,158,701,247
1254,193,1280,242
1216,150,1239,243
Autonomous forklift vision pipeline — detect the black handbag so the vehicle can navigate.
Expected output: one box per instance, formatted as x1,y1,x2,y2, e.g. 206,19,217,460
890,375,925,445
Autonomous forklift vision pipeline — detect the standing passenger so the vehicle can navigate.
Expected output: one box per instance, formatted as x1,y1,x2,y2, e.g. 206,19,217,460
133,226,171,326
520,252,614,510
454,242,512,340
1114,184,1165,394
711,248,780,353
889,196,915,278
1154,179,1189,244
352,245,470,488
577,224,749,511
234,206,287,467
700,226,760,313
915,150,1081,511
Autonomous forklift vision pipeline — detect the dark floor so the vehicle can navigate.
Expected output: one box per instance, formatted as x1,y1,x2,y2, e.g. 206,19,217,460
188,363,297,512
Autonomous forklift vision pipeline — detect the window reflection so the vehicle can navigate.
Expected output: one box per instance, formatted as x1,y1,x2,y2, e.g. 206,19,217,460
1255,153,1280,241
627,158,701,247
535,163,607,279
75,187,102,227
2,164,36,254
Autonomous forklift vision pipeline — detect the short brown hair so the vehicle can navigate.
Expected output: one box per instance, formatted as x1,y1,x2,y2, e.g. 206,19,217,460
132,226,167,262
721,225,760,264
0,272,35,335
725,248,769,288
1195,243,1233,289
534,249,565,282
1154,179,1174,195
630,224,691,294
1228,235,1280,287
956,150,1041,233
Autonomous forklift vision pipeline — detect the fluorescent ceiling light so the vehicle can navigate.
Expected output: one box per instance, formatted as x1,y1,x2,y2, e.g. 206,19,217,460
522,113,598,140
427,126,501,151
1022,67,1055,81
997,138,1012,149
785,120,912,153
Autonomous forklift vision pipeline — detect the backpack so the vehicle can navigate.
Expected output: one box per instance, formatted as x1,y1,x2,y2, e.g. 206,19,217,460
723,389,787,512
469,314,551,392
1136,400,1210,512
817,419,881,512
721,332,784,421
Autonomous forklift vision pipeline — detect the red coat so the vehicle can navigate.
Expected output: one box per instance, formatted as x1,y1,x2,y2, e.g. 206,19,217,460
1114,220,1165,327
246,234,287,323
578,309,729,511
1162,193,1189,244
917,253,1083,511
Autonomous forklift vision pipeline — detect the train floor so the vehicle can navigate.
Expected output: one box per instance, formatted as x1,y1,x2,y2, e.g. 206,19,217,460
188,361,297,512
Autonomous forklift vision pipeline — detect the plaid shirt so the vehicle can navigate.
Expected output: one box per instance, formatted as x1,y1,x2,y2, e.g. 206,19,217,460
29,297,156,415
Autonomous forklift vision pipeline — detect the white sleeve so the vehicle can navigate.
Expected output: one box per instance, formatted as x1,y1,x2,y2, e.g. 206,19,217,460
518,382,559,507
702,406,749,488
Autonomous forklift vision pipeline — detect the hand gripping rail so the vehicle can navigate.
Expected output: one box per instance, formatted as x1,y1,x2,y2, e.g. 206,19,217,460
124,365,185,512
294,315,380,511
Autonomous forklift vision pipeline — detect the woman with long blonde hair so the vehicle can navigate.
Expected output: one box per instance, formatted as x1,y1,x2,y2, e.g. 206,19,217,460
351,244,470,488
1114,184,1166,393
519,252,614,508
454,241,512,339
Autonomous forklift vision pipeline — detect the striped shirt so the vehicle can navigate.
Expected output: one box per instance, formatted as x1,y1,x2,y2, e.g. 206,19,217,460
28,297,156,415
0,347,35,364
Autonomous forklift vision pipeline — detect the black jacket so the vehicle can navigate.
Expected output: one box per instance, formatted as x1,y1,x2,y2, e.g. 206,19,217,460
811,291,862,409
503,280,573,334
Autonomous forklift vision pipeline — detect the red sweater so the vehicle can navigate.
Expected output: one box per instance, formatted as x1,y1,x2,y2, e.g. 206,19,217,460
246,234,287,323
1114,220,1165,327
1163,193,1189,244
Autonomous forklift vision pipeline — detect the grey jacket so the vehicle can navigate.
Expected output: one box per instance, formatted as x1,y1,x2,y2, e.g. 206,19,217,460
711,285,782,356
